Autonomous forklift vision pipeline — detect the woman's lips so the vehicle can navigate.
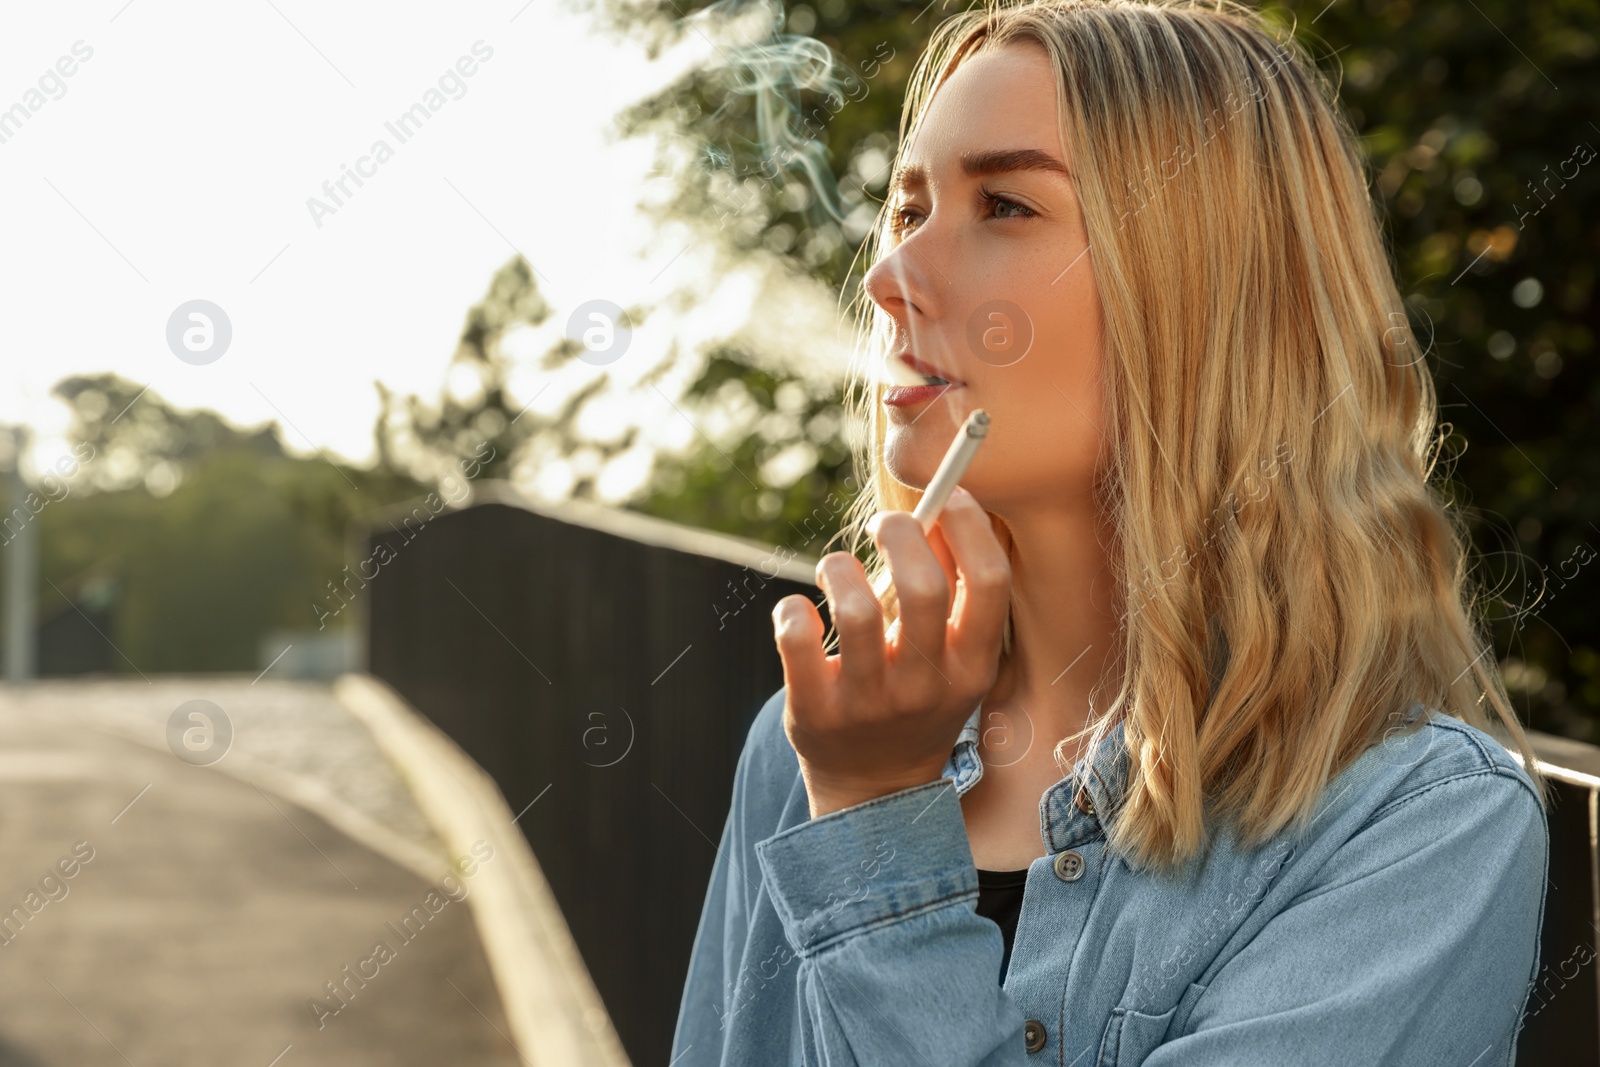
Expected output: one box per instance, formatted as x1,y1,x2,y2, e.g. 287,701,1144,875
899,352,962,384
883,382,963,407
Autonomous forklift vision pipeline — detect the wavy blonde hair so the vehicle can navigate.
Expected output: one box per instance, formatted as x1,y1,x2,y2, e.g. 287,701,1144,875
821,0,1550,873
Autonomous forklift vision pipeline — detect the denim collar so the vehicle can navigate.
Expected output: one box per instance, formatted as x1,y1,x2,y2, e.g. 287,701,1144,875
942,701,1131,854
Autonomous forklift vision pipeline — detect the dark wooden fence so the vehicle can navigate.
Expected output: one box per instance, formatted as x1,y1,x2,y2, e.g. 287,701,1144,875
361,481,1599,1066
361,481,823,1067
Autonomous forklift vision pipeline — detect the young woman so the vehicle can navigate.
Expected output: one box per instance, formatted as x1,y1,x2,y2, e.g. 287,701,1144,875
672,1,1551,1063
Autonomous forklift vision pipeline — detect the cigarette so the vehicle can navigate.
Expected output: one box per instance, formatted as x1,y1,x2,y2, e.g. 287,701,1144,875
911,409,989,531
867,409,990,604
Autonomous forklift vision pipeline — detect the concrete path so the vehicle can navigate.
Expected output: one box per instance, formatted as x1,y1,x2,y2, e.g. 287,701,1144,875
0,678,524,1066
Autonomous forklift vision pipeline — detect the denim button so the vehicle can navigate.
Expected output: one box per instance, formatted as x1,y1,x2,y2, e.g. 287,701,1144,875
1023,1018,1047,1052
1053,849,1085,881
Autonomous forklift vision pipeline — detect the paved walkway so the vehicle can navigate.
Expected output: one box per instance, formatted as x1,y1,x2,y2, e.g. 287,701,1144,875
0,677,524,1066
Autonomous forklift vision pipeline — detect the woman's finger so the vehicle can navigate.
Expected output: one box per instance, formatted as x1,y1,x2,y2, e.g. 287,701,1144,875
925,518,960,603
933,487,1012,668
869,510,949,672
889,517,960,644
815,551,887,697
772,593,829,708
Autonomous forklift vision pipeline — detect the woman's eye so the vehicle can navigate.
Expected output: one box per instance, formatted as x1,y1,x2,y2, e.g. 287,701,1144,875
889,189,1035,238
890,205,923,236
981,188,1036,220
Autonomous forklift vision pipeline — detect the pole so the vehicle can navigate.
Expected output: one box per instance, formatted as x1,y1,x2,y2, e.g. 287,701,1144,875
3,425,37,686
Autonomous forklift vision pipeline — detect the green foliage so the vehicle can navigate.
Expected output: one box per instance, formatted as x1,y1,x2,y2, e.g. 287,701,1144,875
609,0,920,293
377,257,559,483
631,348,860,551
1266,0,1600,736
22,374,429,671
600,0,933,554
375,255,665,502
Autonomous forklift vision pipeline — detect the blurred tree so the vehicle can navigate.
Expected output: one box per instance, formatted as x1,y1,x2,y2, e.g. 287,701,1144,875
367,3,910,556
636,346,862,547
18,374,429,672
376,256,558,485
604,0,919,293
373,254,655,501
377,237,864,549
1261,0,1600,738
52,374,284,494
585,0,926,553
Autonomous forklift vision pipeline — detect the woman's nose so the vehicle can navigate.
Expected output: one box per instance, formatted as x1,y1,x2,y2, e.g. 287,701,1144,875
864,238,941,322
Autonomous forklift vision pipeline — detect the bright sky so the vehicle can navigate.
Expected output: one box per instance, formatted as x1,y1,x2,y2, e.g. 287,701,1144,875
0,0,855,496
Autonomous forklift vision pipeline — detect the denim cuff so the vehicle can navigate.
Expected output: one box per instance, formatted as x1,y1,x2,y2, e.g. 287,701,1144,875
754,778,979,955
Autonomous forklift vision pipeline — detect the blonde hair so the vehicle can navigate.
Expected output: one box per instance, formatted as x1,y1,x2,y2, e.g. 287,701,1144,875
822,0,1550,874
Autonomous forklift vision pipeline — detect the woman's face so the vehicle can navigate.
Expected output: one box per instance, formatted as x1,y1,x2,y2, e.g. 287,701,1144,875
865,41,1105,512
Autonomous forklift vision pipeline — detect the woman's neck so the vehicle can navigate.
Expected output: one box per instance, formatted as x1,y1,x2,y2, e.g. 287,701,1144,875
957,496,1126,870
984,496,1125,758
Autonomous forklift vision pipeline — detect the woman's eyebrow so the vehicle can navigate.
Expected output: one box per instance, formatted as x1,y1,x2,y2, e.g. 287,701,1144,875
888,148,1075,197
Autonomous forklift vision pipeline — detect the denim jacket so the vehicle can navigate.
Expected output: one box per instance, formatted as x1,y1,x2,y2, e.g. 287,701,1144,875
671,685,1548,1066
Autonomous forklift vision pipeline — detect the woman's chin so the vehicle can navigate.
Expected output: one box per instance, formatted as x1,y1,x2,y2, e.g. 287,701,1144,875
883,428,939,493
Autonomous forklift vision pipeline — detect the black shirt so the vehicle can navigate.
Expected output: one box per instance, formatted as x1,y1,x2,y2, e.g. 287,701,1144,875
975,866,1029,982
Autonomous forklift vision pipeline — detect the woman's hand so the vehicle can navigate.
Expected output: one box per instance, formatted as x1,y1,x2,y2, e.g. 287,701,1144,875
771,485,1012,819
